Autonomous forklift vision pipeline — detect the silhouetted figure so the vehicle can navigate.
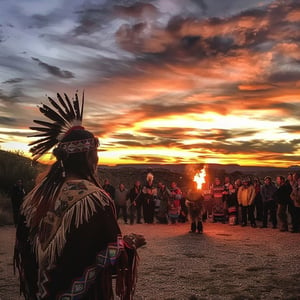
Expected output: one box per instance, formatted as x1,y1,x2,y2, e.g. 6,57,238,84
128,180,142,225
186,183,204,234
11,179,26,226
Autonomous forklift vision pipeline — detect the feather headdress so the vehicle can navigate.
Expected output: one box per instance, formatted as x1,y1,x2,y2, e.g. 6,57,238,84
29,92,97,161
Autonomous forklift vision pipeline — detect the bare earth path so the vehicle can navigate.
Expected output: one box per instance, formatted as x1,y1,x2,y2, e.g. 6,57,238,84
1,222,300,300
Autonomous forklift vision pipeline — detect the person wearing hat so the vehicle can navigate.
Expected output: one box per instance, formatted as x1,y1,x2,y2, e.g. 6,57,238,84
14,92,145,300
260,176,277,228
237,177,256,227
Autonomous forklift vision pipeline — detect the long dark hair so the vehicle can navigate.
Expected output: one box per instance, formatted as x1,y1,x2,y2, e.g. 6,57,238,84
26,129,100,229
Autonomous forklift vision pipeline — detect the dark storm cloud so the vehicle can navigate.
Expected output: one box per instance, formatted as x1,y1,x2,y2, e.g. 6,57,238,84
0,90,15,103
111,127,260,150
0,116,18,126
206,35,236,54
114,136,180,148
140,127,258,142
111,132,155,141
73,5,112,35
0,130,28,137
31,57,75,79
141,128,192,140
179,139,295,154
130,101,206,118
278,155,300,162
115,140,145,147
280,126,300,133
269,102,300,114
0,88,23,104
114,137,182,148
0,27,4,43
114,2,158,19
2,78,23,84
120,154,180,163
191,0,208,14
110,131,182,147
30,14,53,28
269,71,300,83
115,0,299,68
207,140,296,154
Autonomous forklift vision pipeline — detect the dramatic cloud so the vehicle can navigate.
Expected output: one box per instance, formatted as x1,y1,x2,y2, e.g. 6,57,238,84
31,57,75,79
0,0,300,167
0,116,17,125
2,78,23,84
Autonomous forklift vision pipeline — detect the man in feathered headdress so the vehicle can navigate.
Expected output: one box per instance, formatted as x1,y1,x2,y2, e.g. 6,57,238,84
14,92,145,300
141,172,157,224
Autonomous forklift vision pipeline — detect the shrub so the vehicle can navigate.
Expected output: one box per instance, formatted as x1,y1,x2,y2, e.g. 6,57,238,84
0,150,41,194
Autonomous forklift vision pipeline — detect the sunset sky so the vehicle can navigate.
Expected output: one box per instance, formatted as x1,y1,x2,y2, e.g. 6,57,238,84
1,0,300,167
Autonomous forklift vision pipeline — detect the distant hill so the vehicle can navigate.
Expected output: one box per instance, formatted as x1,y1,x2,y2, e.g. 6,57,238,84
97,163,300,191
1,148,298,192
99,162,299,175
0,149,42,194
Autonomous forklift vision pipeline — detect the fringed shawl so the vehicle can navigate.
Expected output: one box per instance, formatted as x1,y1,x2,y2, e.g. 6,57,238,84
15,179,138,300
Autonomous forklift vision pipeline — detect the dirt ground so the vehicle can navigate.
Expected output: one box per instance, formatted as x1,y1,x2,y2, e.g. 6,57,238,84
0,222,300,300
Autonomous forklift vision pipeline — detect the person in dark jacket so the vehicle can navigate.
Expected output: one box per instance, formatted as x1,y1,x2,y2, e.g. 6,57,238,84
102,178,115,200
128,180,142,225
274,176,292,232
260,176,277,228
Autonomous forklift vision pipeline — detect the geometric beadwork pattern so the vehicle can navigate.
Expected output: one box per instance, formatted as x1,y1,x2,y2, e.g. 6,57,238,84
57,235,124,300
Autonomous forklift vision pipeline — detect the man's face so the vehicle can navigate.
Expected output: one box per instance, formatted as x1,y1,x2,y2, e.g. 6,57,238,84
88,150,99,172
276,177,281,185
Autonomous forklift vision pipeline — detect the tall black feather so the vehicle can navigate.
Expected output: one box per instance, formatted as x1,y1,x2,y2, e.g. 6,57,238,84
48,96,70,122
33,120,60,129
39,105,66,125
80,92,84,121
57,93,72,120
74,93,80,120
64,93,75,119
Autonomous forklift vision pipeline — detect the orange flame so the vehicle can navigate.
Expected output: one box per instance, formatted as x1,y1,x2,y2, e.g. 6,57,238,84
193,166,206,190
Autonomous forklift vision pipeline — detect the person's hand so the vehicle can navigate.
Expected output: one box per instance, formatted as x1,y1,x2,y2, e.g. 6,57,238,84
123,233,146,249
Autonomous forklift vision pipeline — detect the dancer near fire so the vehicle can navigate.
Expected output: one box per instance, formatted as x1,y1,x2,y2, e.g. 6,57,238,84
186,181,204,234
186,168,206,234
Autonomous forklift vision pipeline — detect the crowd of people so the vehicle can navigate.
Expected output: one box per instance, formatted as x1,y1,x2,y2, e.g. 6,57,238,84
101,172,300,234
102,174,188,227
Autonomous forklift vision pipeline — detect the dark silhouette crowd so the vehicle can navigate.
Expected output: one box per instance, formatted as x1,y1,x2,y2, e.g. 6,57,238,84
102,171,300,234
